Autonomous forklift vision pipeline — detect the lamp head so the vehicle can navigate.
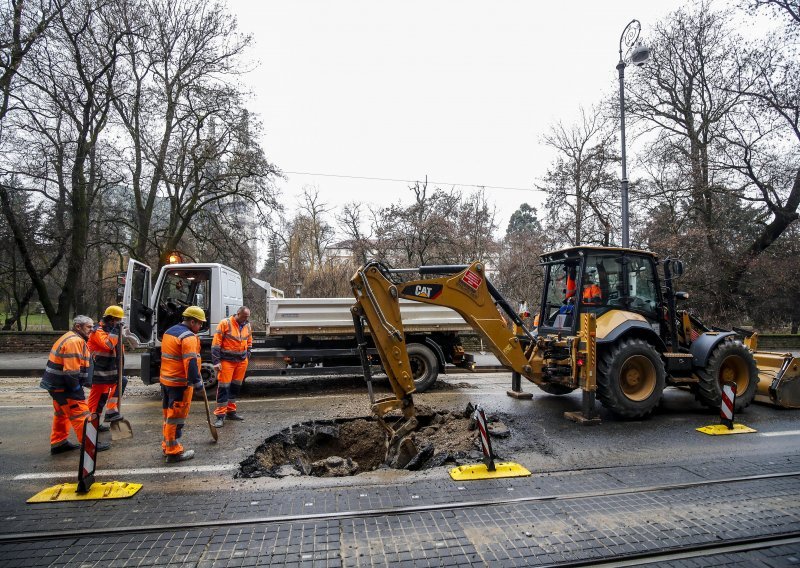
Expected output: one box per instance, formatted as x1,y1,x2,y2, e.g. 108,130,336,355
630,43,651,66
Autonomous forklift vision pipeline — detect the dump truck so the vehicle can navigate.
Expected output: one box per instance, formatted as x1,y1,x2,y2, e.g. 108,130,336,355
121,259,474,390
350,246,799,443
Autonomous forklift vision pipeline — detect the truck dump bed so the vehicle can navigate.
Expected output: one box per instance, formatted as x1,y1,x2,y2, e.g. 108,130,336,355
267,298,471,336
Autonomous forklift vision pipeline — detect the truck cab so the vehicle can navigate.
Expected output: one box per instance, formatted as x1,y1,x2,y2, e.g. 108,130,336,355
122,259,244,383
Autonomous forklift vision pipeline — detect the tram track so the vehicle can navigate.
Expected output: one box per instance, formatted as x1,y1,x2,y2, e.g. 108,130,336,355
558,533,800,567
3,469,799,545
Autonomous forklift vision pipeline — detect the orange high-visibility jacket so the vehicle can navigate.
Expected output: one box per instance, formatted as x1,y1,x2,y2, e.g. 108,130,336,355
566,274,577,300
88,322,122,384
160,323,202,387
211,316,252,365
40,331,90,393
582,284,602,305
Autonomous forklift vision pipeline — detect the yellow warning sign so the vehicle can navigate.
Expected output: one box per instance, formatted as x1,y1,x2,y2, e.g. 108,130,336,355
696,424,757,436
27,481,142,503
449,462,531,481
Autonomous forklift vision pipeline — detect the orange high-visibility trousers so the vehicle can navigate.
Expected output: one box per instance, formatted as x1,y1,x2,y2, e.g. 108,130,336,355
214,360,247,416
161,385,194,455
87,375,127,415
49,391,90,447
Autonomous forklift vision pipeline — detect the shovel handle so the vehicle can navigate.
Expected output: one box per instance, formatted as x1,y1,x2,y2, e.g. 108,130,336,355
200,384,218,442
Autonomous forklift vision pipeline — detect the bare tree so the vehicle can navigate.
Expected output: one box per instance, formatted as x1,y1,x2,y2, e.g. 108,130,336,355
0,0,66,132
539,106,619,247
1,0,125,328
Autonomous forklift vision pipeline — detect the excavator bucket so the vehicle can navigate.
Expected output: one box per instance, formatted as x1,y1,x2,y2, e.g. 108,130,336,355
752,352,800,409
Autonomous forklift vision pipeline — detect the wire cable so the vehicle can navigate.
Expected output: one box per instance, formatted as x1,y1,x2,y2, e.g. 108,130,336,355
282,171,543,193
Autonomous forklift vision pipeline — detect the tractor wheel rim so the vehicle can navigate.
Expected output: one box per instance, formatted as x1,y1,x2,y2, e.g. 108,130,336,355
620,354,657,401
719,355,749,394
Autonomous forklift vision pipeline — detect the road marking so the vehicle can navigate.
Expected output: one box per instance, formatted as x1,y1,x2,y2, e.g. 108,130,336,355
761,430,800,437
13,463,237,480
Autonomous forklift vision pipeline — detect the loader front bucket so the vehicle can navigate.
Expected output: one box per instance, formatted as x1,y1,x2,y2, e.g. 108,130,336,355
753,352,800,409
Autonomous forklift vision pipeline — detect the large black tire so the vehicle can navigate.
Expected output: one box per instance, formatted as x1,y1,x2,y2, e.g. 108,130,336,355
695,340,758,411
537,383,576,395
597,338,666,419
200,362,218,390
407,343,439,392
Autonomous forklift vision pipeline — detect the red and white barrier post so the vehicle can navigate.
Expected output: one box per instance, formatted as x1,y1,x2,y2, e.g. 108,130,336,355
77,392,107,493
720,382,737,430
473,405,496,472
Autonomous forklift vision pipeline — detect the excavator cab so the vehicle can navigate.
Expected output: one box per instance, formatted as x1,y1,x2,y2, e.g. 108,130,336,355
538,248,663,345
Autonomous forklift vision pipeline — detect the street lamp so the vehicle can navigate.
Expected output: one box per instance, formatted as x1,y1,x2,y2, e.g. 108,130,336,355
617,19,650,248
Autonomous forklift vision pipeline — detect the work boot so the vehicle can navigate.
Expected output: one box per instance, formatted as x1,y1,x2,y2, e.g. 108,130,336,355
213,416,225,428
98,423,111,432
226,412,244,421
165,449,195,463
96,441,111,452
50,440,80,455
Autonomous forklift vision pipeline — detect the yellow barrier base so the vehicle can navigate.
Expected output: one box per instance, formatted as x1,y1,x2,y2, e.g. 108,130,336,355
696,424,757,436
27,481,142,503
449,462,531,481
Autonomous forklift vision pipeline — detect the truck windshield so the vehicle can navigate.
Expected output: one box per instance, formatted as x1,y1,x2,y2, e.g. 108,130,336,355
157,269,211,338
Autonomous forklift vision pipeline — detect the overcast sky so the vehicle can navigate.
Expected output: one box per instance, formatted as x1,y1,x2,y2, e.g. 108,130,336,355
228,0,692,234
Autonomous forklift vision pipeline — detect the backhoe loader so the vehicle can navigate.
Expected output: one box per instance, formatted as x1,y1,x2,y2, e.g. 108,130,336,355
350,246,799,445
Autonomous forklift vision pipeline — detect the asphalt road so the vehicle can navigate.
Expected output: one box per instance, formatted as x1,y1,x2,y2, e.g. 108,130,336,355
2,369,798,498
2,369,799,566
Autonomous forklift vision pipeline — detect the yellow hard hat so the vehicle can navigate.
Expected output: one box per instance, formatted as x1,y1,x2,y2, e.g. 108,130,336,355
182,306,207,322
103,305,125,319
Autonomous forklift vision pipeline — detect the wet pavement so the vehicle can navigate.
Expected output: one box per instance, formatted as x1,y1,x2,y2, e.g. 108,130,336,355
1,368,799,566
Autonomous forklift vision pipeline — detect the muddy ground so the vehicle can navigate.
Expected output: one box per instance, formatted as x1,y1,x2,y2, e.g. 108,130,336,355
238,404,512,478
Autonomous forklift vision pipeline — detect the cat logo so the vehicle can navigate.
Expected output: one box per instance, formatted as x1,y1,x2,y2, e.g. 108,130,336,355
401,283,443,300
415,285,433,298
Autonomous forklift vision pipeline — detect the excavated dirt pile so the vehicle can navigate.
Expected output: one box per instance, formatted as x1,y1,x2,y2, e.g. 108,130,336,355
237,404,511,478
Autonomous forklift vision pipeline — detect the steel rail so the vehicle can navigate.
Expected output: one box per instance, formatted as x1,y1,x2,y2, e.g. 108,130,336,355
543,533,800,567
2,469,799,544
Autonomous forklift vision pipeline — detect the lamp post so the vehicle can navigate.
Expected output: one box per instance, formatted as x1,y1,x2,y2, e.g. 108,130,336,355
617,19,650,248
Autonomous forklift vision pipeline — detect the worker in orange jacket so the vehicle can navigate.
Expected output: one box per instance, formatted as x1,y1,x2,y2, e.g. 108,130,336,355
581,274,603,306
87,305,137,431
160,306,206,462
40,315,109,454
211,306,252,428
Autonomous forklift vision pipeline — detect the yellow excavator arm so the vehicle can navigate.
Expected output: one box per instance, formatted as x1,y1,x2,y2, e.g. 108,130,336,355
351,260,578,440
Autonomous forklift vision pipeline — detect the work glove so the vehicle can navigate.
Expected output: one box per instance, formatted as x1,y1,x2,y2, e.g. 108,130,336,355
247,349,252,359
192,380,204,391
213,363,222,371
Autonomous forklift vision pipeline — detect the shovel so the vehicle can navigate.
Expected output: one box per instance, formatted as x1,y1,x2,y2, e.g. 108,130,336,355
110,337,133,440
199,382,218,443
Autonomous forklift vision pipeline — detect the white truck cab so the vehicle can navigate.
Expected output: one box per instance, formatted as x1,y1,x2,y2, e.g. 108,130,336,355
122,259,244,347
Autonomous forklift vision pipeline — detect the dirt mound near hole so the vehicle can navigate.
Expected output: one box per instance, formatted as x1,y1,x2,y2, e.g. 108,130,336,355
237,405,512,479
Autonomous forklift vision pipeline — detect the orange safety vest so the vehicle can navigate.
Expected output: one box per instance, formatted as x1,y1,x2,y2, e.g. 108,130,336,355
582,284,602,305
88,322,122,384
211,316,252,364
566,274,577,300
40,331,90,392
160,323,202,387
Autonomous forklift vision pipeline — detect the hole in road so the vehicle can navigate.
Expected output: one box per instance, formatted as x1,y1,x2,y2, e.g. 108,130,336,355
237,405,513,478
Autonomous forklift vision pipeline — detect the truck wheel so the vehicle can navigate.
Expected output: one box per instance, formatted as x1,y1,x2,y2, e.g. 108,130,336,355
200,362,218,391
407,343,438,392
537,383,576,395
597,338,666,419
695,340,758,411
